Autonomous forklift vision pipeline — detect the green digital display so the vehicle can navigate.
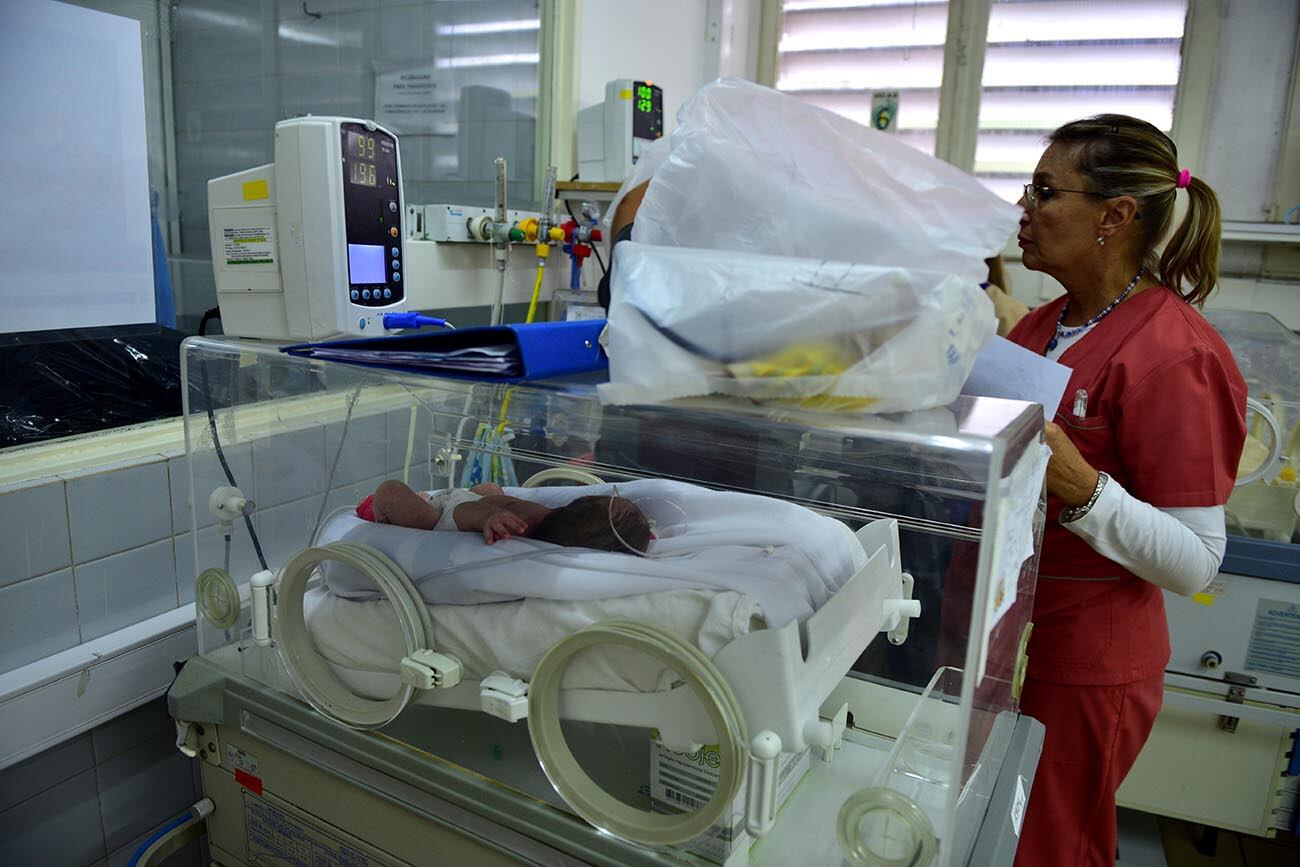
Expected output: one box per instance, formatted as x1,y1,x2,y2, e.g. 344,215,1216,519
636,84,655,114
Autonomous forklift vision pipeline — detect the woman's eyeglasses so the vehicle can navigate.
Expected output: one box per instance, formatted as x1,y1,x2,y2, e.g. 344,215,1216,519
1021,183,1109,210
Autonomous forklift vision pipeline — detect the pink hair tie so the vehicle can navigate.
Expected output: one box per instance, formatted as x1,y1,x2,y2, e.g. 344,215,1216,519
1176,169,1192,189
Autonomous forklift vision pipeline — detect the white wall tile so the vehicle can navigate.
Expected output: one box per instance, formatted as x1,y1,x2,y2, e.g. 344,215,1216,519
324,413,389,487
75,541,178,642
377,3,429,59
170,442,254,533
172,77,269,134
0,477,71,588
277,11,372,78
324,476,384,517
175,524,260,604
66,460,174,564
172,24,266,86
0,732,93,813
91,699,175,765
253,426,326,508
0,570,80,673
0,769,106,865
386,405,436,478
97,737,199,853
255,496,325,569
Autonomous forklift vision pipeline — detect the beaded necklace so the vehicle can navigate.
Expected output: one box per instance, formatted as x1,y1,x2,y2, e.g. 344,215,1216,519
1047,267,1144,352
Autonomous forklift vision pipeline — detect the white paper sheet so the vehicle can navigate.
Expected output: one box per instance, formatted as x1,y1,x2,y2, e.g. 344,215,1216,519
976,441,1050,684
961,336,1072,419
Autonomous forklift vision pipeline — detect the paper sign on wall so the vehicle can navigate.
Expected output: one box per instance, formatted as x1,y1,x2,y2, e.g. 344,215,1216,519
374,64,450,134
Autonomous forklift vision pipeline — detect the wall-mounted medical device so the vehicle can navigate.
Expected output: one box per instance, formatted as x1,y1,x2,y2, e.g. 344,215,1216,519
577,79,663,183
207,117,406,341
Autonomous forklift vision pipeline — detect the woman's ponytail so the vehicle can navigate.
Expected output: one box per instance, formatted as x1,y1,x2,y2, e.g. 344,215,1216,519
1157,176,1222,307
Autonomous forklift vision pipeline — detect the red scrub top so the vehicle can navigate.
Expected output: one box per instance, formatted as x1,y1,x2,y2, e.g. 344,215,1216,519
1007,286,1246,686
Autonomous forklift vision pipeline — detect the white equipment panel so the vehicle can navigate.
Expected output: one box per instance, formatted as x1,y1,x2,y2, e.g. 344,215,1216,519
208,117,407,341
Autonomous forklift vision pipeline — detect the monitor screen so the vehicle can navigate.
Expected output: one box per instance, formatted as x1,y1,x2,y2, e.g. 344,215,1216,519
347,243,386,285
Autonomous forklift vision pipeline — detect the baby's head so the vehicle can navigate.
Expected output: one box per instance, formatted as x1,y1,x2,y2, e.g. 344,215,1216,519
533,495,652,554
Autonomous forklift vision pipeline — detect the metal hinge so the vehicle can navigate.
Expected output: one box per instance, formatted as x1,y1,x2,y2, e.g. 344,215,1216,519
1217,671,1259,734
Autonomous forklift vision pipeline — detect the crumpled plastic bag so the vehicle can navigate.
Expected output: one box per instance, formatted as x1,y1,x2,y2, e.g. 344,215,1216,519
598,243,996,412
599,79,1021,412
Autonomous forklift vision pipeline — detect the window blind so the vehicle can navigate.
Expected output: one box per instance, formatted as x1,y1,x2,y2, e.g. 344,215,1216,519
977,0,1187,201
775,0,1187,193
776,0,951,156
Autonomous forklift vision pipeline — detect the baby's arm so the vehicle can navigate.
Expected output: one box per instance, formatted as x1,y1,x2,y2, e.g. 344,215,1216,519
452,495,555,543
370,480,443,530
450,497,535,544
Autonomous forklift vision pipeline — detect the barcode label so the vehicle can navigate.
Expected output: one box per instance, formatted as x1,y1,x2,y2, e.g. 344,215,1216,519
663,787,706,810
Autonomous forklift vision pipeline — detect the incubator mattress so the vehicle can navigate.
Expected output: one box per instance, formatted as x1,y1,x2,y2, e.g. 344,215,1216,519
304,586,764,693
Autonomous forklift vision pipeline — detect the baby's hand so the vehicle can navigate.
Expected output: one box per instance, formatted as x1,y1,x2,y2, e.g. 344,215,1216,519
482,509,529,544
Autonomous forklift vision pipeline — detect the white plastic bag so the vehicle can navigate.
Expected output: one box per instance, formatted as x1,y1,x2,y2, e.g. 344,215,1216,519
598,243,997,413
600,79,1019,411
623,79,1021,285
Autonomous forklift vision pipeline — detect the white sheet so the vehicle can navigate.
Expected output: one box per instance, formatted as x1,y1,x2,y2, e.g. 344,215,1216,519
304,585,764,693
317,479,867,628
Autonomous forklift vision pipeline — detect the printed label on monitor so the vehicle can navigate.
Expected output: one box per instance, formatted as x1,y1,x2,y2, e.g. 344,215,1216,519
223,226,276,265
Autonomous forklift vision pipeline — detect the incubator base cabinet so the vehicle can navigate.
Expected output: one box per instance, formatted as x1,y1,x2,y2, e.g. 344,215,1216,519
169,336,1048,866
1117,310,1300,840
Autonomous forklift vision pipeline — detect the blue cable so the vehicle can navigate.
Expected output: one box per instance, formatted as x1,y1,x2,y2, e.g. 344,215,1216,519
127,808,195,867
382,312,453,330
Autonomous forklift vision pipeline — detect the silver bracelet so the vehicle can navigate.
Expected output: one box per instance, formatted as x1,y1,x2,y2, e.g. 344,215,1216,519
1060,472,1109,524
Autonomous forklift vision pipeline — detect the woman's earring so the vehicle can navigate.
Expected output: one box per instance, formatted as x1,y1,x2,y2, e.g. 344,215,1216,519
1097,236,1105,246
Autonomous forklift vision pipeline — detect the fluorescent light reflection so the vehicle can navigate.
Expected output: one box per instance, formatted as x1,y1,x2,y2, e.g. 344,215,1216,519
436,53,540,69
436,19,540,36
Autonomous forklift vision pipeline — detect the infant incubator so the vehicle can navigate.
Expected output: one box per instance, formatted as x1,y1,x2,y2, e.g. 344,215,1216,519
170,336,1047,867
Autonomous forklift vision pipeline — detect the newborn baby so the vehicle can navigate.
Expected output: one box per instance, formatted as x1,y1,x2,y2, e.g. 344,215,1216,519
357,480,652,553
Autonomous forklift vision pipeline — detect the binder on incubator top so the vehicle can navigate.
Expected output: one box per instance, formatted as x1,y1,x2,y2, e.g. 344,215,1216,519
281,319,608,382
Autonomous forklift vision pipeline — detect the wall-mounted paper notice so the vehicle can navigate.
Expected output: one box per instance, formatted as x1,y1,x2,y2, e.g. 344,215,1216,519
962,336,1072,420
0,0,155,333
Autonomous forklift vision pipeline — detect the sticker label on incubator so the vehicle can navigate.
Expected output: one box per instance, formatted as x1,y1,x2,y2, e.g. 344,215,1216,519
1244,598,1300,679
226,744,260,776
223,226,276,265
1011,775,1027,837
244,793,395,867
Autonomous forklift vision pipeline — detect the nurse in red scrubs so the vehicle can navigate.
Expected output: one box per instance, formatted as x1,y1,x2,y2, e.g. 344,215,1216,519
1007,115,1247,866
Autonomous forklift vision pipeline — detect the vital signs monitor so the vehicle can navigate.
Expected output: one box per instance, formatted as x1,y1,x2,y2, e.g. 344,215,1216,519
207,117,407,341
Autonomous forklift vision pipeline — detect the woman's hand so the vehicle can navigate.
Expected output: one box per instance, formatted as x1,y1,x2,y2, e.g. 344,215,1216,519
1044,422,1101,506
481,508,529,544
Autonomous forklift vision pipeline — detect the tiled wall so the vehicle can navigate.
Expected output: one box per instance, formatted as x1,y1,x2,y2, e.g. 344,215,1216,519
0,407,433,675
0,698,202,867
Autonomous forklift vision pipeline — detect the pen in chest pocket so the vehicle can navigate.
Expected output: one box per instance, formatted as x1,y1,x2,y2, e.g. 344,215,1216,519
1073,389,1088,419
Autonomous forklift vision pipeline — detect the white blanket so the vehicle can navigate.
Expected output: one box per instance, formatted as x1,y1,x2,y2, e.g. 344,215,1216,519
316,479,866,628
